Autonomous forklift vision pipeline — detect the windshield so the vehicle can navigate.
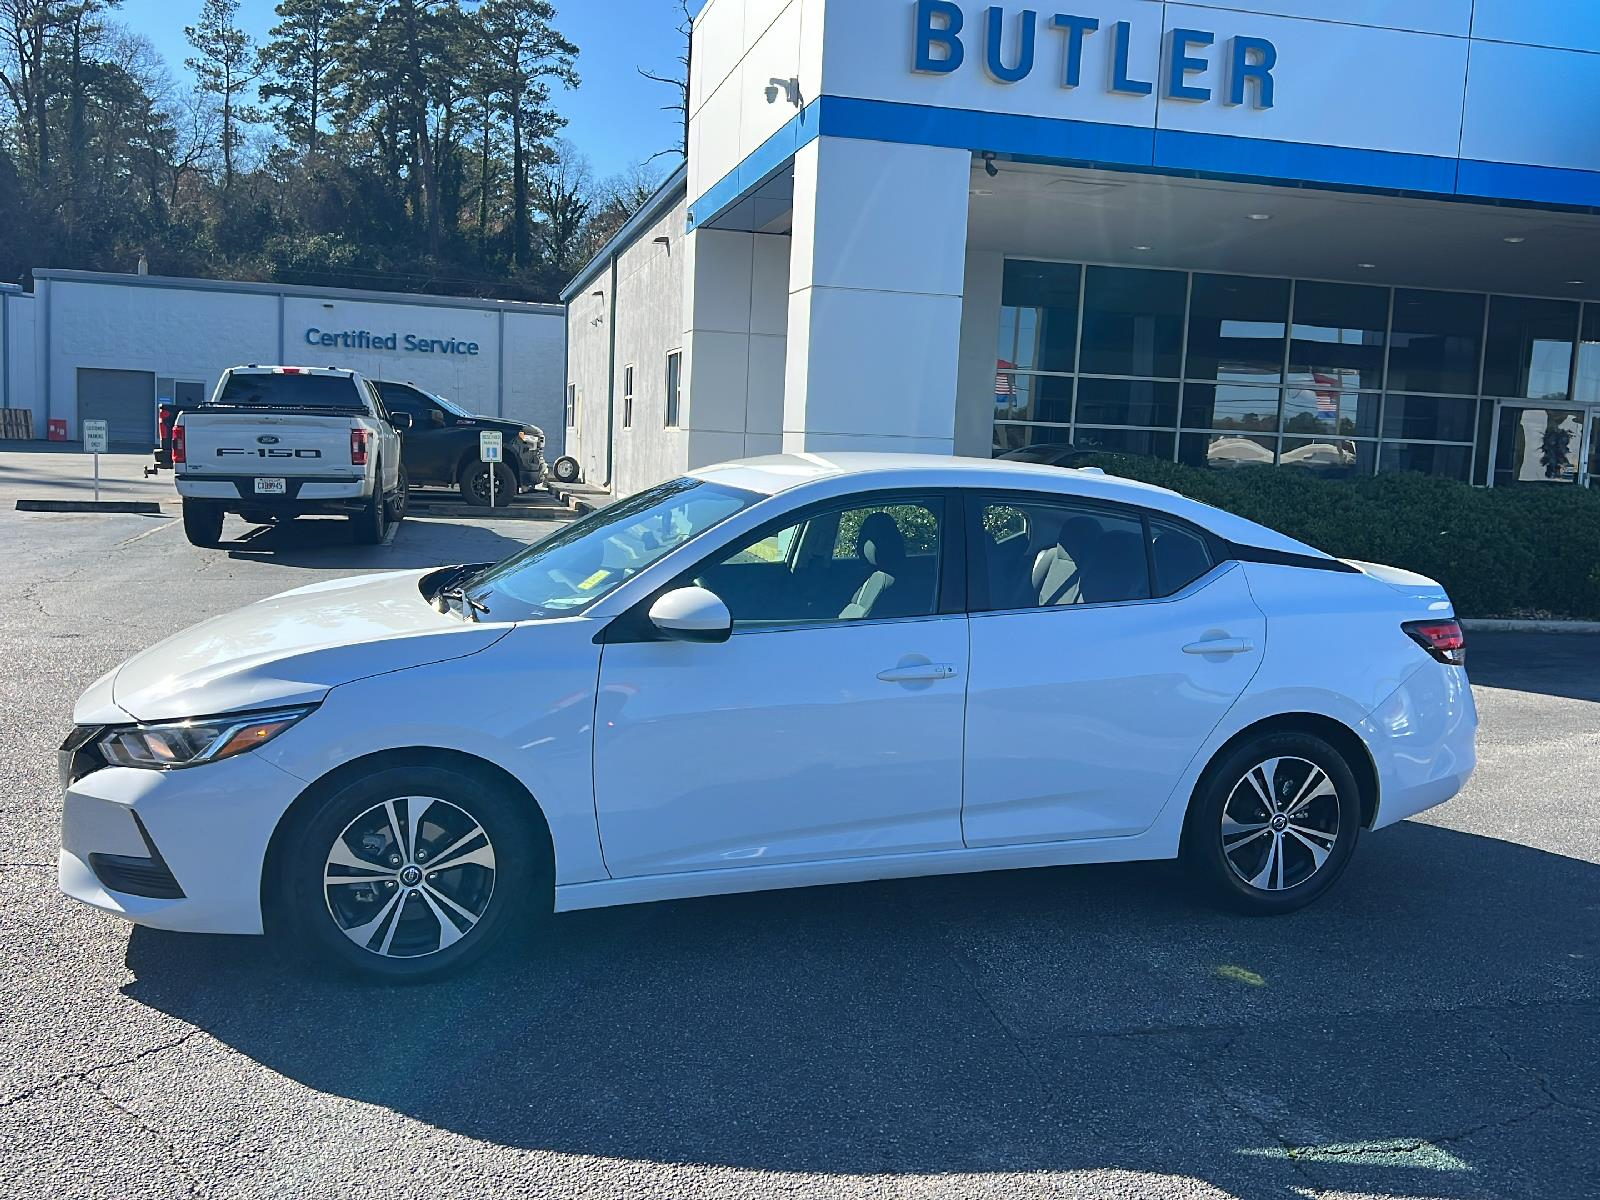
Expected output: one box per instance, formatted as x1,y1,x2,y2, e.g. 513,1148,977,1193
429,391,474,418
214,373,362,409
465,477,759,619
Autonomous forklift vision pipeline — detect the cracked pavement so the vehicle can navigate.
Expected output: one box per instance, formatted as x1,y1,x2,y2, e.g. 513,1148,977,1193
2,471,1598,1199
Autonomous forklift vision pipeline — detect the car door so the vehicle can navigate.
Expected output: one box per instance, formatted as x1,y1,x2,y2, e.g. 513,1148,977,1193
362,381,402,489
961,493,1265,847
592,492,969,878
377,383,451,484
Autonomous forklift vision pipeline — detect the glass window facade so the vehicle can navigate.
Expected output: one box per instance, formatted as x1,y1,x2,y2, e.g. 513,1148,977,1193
993,261,1600,482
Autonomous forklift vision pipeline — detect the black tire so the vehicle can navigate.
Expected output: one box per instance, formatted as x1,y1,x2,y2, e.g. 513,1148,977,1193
550,455,580,485
277,763,548,981
181,499,224,547
350,468,388,544
386,466,409,524
460,461,515,508
1182,731,1362,915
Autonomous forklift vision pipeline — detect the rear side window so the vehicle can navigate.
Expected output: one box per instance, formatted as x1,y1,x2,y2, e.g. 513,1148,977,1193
1150,520,1214,596
215,374,362,409
970,497,1151,612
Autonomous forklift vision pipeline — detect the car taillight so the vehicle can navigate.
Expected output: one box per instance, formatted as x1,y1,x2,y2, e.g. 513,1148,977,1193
350,428,371,466
171,421,186,465
1403,619,1466,666
157,404,175,444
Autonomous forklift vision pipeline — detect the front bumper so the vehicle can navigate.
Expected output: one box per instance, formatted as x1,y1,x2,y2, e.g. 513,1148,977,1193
58,749,309,935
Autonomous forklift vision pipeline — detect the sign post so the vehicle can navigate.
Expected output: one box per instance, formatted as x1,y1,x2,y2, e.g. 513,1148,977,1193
479,429,503,508
82,419,108,503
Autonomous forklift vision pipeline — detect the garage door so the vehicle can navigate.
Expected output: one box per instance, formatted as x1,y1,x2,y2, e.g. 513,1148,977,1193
77,369,155,447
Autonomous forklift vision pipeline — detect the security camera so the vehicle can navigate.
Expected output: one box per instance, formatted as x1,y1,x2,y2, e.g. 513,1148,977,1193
764,83,780,103
766,77,801,107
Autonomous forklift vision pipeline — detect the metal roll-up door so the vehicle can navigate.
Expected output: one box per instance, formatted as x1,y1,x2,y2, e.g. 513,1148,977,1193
77,368,156,447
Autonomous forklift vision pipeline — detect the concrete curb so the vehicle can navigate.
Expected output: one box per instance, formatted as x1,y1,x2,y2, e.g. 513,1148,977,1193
1462,618,1600,635
16,498,164,514
551,486,606,516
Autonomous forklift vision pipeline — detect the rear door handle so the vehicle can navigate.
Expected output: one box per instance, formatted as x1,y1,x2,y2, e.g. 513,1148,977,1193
877,663,959,683
1182,638,1254,656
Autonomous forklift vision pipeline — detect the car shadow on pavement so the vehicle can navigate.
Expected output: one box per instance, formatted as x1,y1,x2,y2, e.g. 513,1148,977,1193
216,516,535,570
119,821,1600,1199
1466,632,1600,703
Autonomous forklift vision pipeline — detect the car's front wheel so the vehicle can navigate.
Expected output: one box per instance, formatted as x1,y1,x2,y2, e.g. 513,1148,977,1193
1184,731,1362,914
279,763,545,980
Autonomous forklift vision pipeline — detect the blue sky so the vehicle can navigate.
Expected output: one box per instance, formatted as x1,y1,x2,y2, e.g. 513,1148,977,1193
114,0,701,181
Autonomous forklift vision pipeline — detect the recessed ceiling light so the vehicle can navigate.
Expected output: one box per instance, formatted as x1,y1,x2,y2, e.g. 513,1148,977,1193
1357,262,1377,269
1565,279,1585,286
969,188,993,196
1503,236,1526,244
1247,213,1273,221
1132,244,1153,251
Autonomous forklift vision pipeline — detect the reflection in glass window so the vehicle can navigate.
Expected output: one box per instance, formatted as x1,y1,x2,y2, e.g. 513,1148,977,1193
1185,274,1289,384
1575,305,1600,404
1289,280,1388,390
1080,266,1187,378
1181,384,1282,433
1379,442,1472,481
1482,296,1577,400
998,261,1081,374
1388,290,1485,395
993,422,1073,457
1282,382,1380,438
1179,432,1277,470
1381,395,1478,443
1074,427,1176,459
1076,378,1178,427
994,372,1072,424
1281,437,1378,478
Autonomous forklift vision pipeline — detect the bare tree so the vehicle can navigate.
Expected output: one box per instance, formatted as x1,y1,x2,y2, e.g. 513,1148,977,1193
636,0,688,162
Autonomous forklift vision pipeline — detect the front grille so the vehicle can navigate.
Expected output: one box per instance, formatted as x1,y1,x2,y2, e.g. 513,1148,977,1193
88,853,185,900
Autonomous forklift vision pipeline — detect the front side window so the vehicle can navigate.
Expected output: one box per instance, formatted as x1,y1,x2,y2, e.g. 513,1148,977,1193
377,384,426,420
464,478,757,619
971,497,1151,612
691,497,946,628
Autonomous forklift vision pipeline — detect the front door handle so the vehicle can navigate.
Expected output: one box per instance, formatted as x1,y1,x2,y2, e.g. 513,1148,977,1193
1182,637,1254,656
877,663,959,683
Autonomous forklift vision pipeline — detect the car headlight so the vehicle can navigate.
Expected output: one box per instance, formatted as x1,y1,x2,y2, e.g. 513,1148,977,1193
517,430,542,449
97,706,314,770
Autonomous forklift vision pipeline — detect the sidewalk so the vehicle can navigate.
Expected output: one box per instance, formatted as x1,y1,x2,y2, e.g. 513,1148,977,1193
0,442,175,507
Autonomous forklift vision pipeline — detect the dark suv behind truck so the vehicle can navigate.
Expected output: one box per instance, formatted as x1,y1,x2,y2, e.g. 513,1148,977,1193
375,381,546,507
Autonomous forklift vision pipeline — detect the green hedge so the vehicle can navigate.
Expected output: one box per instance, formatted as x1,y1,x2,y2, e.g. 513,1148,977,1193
1073,455,1600,620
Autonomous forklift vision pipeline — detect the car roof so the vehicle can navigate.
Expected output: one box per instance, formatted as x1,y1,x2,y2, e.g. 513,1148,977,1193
228,365,358,377
690,453,1332,560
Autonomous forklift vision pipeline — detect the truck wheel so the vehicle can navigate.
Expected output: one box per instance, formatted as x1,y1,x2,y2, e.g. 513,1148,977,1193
386,466,409,524
181,500,224,548
350,472,388,544
550,456,581,485
461,462,514,508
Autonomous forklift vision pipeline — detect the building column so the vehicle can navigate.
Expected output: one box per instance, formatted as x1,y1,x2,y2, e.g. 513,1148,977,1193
783,137,972,455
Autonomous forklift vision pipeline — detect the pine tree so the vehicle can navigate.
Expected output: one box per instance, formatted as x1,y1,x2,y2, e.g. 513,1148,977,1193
259,0,339,161
184,0,258,189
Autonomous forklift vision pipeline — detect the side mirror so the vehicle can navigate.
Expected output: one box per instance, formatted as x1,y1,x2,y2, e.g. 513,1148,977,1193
391,412,413,431
647,586,732,644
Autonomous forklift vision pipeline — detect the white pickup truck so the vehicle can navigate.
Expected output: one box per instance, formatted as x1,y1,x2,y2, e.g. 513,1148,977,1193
173,366,409,547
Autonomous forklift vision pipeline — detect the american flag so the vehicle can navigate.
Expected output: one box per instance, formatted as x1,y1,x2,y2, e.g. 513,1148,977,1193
1313,372,1340,420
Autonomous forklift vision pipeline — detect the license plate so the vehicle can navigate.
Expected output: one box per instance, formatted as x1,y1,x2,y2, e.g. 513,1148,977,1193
254,478,287,495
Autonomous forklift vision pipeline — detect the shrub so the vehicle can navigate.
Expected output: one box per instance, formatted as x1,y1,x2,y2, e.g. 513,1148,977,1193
1072,456,1600,620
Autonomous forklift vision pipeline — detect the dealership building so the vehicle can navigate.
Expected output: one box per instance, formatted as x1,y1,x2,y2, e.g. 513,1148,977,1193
0,270,565,447
564,0,1600,496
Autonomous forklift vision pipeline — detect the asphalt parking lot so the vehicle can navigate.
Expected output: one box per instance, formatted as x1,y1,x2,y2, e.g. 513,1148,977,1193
2,478,1597,1199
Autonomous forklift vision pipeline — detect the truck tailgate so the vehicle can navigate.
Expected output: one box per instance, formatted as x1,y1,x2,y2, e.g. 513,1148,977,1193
178,411,362,479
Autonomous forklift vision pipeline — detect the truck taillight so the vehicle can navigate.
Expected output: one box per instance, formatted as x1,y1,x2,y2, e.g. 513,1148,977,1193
350,428,371,466
1403,619,1466,666
171,421,186,464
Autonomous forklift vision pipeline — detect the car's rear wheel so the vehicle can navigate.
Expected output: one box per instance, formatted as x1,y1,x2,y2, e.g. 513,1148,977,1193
386,466,409,524
1184,731,1361,914
279,764,545,980
350,468,387,544
181,499,223,547
460,461,514,507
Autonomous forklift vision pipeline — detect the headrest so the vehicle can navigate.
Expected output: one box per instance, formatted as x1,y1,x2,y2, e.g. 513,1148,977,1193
857,512,906,570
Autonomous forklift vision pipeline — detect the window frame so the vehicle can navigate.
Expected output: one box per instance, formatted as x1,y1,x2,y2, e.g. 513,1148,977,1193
664,350,682,429
565,383,577,428
960,489,1227,616
604,488,966,642
622,363,635,430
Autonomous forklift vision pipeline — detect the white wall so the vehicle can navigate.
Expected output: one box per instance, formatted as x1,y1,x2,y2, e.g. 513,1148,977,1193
2,290,40,434
37,276,562,438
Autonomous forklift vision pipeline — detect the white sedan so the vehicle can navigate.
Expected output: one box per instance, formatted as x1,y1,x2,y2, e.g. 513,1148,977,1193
59,454,1477,980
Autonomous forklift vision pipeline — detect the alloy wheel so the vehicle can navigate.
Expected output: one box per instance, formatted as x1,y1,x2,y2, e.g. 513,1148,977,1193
323,795,496,958
1220,756,1341,892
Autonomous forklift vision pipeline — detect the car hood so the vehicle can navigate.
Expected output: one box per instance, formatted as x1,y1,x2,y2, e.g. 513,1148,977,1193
94,570,511,723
